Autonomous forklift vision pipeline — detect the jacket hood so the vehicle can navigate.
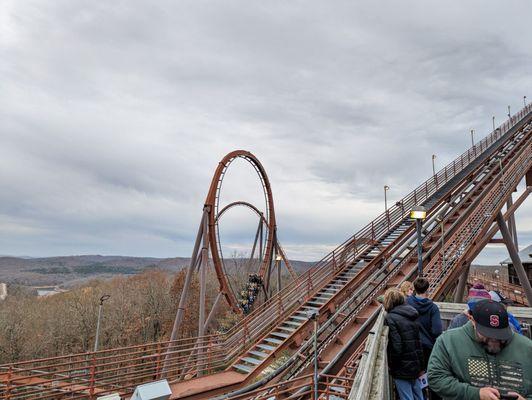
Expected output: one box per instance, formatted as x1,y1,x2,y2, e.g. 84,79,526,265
408,295,435,313
389,304,419,320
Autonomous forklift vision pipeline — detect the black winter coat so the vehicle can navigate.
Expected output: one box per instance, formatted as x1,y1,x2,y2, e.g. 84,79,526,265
385,304,425,380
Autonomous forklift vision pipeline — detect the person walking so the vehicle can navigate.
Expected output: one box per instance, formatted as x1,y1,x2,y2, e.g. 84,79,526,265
400,281,414,297
384,288,425,400
448,283,491,329
428,299,531,399
407,277,443,399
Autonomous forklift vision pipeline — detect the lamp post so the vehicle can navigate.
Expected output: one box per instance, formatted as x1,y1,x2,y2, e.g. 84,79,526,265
94,294,111,352
276,254,283,292
307,310,318,400
525,96,527,107
436,214,445,271
384,185,390,213
431,154,436,176
410,206,427,277
492,116,495,132
508,105,511,119
470,129,475,148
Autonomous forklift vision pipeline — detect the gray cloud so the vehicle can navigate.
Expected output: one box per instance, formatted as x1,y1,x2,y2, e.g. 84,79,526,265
1,0,531,263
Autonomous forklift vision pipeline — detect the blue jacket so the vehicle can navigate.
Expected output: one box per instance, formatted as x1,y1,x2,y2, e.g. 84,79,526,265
406,295,443,349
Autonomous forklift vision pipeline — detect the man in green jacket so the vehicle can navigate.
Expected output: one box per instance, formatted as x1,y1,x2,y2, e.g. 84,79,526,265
428,299,531,400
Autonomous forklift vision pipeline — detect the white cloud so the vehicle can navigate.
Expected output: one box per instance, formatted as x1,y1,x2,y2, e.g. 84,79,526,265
1,0,531,264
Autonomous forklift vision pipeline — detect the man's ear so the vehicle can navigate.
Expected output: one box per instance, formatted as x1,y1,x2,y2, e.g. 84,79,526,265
466,310,474,322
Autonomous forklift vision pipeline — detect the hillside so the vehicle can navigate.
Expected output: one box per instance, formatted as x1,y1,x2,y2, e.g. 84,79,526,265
0,255,315,287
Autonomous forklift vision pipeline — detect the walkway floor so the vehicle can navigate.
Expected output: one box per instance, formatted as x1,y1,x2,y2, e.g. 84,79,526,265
169,371,246,399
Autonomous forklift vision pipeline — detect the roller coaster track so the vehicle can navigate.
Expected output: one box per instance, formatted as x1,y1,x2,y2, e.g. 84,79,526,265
1,104,531,400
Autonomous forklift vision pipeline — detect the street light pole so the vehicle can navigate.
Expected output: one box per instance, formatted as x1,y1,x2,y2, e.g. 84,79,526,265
492,116,495,132
508,105,511,119
384,185,389,213
410,206,427,277
431,154,436,176
437,215,445,271
525,96,527,107
94,294,110,352
470,129,475,148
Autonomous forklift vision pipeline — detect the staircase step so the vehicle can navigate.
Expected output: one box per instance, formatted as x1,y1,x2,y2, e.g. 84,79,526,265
278,325,296,332
256,343,275,351
271,331,290,339
234,363,252,373
264,337,283,345
291,315,308,321
284,320,301,327
249,350,269,358
242,356,262,365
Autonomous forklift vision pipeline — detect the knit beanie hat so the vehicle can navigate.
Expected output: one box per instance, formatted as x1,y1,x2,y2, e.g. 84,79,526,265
468,283,491,302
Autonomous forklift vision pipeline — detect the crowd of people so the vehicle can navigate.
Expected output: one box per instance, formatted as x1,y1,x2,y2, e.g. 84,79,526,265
383,278,531,400
238,274,263,314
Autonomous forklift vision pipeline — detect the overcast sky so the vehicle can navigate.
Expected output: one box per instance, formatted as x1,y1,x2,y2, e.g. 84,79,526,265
1,1,531,264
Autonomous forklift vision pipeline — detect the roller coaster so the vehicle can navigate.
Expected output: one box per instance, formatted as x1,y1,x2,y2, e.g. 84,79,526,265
1,103,532,400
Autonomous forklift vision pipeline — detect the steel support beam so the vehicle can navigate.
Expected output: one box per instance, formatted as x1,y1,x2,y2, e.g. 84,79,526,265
526,167,532,187
203,292,223,332
169,209,206,342
454,264,470,302
496,211,532,305
506,195,519,249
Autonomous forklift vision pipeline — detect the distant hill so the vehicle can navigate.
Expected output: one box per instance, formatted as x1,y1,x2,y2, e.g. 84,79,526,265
0,255,315,287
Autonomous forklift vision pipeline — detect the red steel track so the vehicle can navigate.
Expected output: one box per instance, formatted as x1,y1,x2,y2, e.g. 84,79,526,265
206,150,277,311
1,105,531,400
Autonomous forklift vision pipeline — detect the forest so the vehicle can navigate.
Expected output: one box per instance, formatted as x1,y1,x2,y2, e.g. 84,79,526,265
0,268,236,364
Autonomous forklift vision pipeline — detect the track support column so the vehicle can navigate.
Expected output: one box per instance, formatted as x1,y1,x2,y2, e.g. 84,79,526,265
454,264,470,302
496,211,532,305
506,195,519,249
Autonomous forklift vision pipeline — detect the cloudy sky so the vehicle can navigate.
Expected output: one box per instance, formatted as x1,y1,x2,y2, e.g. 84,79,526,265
1,1,531,264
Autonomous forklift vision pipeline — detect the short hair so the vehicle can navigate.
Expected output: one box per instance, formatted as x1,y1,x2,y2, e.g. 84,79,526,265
383,288,404,312
399,281,413,296
413,277,430,294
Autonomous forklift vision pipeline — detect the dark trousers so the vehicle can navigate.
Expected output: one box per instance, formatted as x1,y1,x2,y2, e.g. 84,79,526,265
423,347,441,400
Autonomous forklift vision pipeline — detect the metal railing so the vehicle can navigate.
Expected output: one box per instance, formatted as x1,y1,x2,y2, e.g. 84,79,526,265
1,104,530,400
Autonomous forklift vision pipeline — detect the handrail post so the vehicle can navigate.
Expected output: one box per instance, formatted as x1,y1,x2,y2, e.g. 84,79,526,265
6,365,12,400
277,293,283,318
89,355,96,400
155,342,162,379
307,270,312,298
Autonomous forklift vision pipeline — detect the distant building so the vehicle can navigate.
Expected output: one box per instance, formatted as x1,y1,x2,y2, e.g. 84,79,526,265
501,243,532,287
0,282,6,301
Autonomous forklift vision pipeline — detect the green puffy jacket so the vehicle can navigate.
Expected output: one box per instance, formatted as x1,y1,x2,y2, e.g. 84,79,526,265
428,321,532,399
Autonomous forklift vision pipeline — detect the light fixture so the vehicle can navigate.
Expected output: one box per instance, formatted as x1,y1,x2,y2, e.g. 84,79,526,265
410,206,427,220
411,206,427,277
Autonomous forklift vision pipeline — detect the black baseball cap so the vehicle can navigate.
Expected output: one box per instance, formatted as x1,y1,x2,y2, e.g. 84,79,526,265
471,299,512,341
